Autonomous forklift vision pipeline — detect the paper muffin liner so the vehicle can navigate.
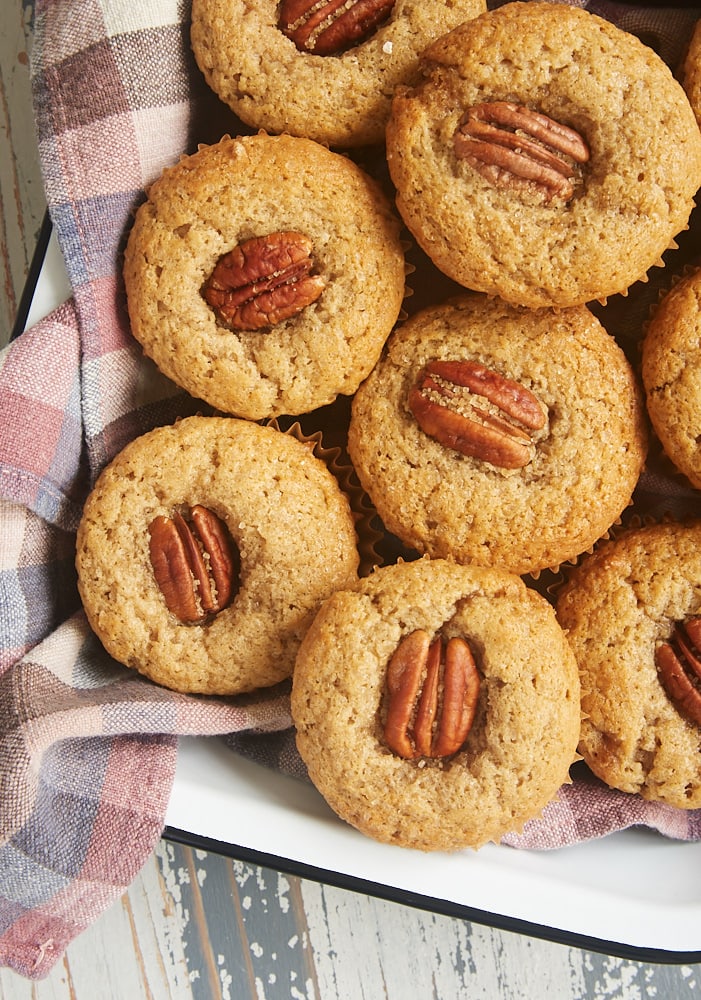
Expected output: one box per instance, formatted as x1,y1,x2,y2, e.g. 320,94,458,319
524,489,656,605
266,409,383,578
544,471,701,612
640,256,701,339
529,522,622,597
587,192,699,347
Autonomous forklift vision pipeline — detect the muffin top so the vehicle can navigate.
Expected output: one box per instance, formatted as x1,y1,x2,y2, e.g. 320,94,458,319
642,267,701,489
681,18,701,132
348,293,648,576
124,133,406,420
556,521,701,809
190,0,487,148
386,2,701,307
76,416,359,695
292,557,580,851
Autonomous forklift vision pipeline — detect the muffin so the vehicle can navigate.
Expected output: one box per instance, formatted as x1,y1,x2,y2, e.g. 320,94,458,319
190,0,487,148
386,2,701,308
292,557,580,851
123,133,405,420
556,521,701,809
348,293,648,577
642,267,701,490
76,416,359,695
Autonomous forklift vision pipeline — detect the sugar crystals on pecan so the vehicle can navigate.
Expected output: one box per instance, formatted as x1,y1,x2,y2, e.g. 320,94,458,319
408,359,547,469
203,231,325,331
454,101,590,203
279,0,395,56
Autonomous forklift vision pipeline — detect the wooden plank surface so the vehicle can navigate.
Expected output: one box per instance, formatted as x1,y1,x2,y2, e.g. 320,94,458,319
0,0,44,344
4,4,701,998
3,838,701,999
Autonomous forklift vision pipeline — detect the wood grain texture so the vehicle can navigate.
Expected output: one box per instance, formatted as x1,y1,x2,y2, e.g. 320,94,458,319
3,841,701,999
3,3,701,998
0,0,44,345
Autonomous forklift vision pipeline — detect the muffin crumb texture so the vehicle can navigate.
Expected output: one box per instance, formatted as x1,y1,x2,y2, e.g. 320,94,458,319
292,558,580,851
190,0,487,147
76,416,359,695
348,293,648,576
556,522,701,809
124,133,406,420
386,2,701,306
642,267,701,489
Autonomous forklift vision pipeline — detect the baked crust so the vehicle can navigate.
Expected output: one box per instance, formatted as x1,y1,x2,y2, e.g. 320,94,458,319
642,267,701,489
190,0,487,147
76,416,359,694
348,293,648,576
292,558,580,851
123,133,405,420
386,2,701,307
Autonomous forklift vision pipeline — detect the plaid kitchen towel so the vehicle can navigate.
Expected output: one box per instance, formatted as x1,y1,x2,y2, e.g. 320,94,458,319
1,0,701,979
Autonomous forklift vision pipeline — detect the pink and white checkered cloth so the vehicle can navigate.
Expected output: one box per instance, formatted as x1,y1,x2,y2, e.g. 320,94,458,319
1,0,700,979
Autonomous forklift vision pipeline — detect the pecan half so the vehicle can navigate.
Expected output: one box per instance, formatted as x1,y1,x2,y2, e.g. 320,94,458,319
383,629,480,760
279,0,395,56
655,616,701,727
408,359,547,469
203,231,325,331
454,102,590,203
148,505,240,624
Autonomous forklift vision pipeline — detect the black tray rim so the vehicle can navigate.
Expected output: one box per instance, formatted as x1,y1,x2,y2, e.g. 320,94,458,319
164,824,701,966
12,211,52,342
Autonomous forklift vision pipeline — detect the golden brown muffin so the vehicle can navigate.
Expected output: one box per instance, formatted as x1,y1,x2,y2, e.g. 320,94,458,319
681,19,701,131
348,293,648,577
124,133,405,420
642,268,701,489
76,416,359,695
386,2,701,308
556,521,701,809
190,0,486,148
292,557,581,851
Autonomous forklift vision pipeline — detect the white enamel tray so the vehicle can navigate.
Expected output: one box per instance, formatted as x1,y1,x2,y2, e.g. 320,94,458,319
20,222,701,963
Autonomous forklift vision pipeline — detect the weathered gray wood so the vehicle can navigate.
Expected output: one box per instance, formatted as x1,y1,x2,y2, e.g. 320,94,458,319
2,840,701,998
0,0,44,347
